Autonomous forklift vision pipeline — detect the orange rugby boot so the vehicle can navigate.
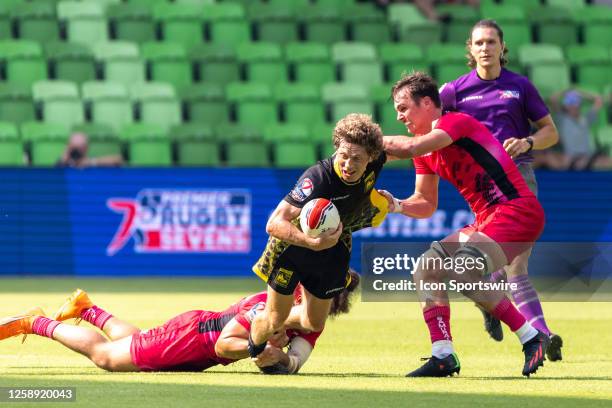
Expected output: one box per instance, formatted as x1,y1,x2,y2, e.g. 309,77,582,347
53,289,93,324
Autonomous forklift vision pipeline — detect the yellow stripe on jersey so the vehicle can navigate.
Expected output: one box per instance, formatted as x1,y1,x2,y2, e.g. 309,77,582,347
333,156,361,186
369,189,389,227
252,265,268,283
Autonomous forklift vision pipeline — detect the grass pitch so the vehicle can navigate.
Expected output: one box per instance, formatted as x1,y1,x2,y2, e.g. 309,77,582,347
1,278,611,408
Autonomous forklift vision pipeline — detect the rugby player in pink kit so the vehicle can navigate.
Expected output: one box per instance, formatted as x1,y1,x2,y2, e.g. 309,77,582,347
0,273,358,374
381,72,549,377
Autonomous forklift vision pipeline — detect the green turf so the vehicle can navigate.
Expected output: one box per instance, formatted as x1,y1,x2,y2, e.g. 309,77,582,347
1,278,611,408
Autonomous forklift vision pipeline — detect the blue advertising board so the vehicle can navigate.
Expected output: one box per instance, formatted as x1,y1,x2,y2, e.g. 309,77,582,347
0,168,611,276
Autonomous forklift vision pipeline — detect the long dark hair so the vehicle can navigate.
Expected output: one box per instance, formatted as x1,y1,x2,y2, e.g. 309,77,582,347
465,19,508,68
329,269,360,317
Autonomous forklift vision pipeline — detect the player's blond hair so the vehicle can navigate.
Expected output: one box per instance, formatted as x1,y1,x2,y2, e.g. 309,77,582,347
332,113,383,158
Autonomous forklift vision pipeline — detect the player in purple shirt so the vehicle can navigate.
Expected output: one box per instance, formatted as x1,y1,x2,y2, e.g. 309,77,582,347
439,19,562,361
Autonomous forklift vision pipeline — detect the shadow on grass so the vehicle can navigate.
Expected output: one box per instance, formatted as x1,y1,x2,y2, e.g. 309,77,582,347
0,278,263,294
2,376,610,408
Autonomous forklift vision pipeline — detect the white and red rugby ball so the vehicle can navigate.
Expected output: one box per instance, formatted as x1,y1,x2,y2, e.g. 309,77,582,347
299,198,341,238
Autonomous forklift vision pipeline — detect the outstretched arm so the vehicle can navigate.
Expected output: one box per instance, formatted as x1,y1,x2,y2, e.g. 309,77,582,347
253,336,314,374
383,130,453,160
379,174,440,219
214,318,250,360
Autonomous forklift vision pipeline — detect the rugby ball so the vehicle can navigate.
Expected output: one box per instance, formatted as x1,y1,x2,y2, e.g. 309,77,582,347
299,198,341,238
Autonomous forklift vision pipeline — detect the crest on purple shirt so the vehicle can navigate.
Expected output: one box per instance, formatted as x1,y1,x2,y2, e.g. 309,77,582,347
499,90,520,99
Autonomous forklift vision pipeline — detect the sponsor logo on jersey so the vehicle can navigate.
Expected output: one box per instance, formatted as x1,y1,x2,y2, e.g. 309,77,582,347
325,286,345,295
290,177,314,202
499,90,520,99
274,268,294,288
459,95,483,103
331,194,350,201
106,189,251,255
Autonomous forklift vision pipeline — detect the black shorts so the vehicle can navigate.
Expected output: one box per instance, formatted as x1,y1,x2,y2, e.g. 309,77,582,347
266,243,350,299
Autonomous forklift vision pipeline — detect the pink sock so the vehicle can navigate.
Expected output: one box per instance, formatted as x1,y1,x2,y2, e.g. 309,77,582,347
423,305,452,342
80,305,113,330
490,297,526,332
32,317,61,339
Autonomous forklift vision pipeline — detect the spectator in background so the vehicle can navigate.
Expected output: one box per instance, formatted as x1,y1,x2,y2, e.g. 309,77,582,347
534,89,612,171
57,132,123,168
375,0,480,22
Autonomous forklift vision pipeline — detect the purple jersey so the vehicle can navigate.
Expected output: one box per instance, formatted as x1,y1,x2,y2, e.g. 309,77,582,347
439,68,549,164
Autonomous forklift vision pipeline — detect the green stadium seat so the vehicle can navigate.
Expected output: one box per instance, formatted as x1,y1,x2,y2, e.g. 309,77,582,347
0,83,35,124
426,44,469,83
0,40,47,87
57,1,108,45
72,122,121,157
0,122,25,166
141,41,192,91
274,140,317,168
285,42,334,86
202,3,250,48
379,43,428,83
531,6,577,47
274,82,325,127
94,41,145,86
301,4,346,45
437,4,480,44
180,83,229,125
388,4,442,45
518,44,564,66
566,45,611,91
582,17,612,48
309,122,334,158
108,3,155,44
123,123,171,166
217,123,269,166
479,4,525,22
263,123,309,143
130,82,181,133
32,80,84,128
528,63,571,99
0,1,23,39
346,4,390,44
12,1,59,43
371,83,405,135
237,42,287,86
82,81,132,133
500,22,532,52
597,126,612,155
268,0,310,12
172,123,219,166
23,121,69,166
154,3,203,50
547,0,585,12
322,83,373,122
226,82,277,129
125,0,167,6
215,123,261,143
190,44,239,84
249,3,298,45
45,42,96,85
332,42,382,87
175,0,216,5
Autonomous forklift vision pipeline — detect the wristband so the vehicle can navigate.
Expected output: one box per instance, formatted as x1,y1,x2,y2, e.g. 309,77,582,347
525,137,534,153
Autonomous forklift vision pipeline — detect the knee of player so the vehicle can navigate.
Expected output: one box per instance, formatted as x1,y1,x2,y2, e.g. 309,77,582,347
91,353,113,371
451,245,491,279
300,314,326,332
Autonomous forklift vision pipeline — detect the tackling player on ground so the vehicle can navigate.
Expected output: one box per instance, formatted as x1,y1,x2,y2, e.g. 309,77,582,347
248,113,389,359
0,272,359,374
381,72,549,377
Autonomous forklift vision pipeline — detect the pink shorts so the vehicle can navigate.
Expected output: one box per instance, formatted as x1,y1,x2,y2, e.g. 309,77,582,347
461,197,545,262
130,310,219,372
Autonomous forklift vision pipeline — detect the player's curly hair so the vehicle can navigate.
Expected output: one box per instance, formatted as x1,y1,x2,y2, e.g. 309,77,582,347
332,113,383,159
391,71,441,108
329,269,360,317
465,19,508,69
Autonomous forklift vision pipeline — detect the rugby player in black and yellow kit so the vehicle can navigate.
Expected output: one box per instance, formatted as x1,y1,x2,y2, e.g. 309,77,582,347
248,113,390,361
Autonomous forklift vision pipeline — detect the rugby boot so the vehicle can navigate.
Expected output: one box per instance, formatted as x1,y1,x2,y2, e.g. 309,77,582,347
406,353,461,377
0,307,46,343
546,333,563,362
476,304,503,341
522,330,550,377
53,289,93,324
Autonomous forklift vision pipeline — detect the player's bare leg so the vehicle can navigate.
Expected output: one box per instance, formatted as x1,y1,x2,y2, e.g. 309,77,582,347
286,287,332,333
249,286,294,357
52,324,138,372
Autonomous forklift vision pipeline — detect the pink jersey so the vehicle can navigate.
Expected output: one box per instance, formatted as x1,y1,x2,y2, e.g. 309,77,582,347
413,112,535,217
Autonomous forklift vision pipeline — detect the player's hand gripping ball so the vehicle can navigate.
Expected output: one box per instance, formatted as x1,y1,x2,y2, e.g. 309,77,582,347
299,198,340,238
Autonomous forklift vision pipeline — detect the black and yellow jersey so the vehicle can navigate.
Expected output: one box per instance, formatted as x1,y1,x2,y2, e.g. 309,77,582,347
253,152,389,283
